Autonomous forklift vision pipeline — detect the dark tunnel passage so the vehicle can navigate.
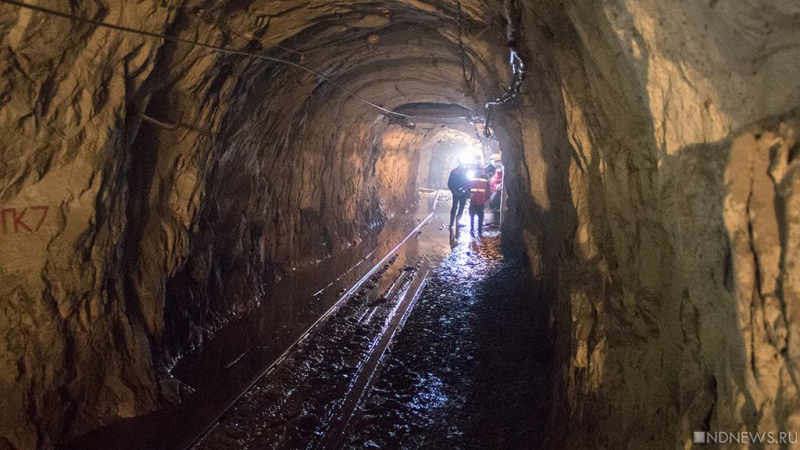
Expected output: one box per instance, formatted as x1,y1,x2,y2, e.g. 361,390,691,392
1,0,800,449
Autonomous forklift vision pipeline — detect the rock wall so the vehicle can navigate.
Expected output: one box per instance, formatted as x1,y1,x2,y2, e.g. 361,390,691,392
6,0,797,447
504,0,800,448
0,1,510,448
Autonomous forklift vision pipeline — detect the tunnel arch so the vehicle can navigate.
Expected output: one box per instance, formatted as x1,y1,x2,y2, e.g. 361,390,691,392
133,0,521,385
414,126,487,189
0,1,551,446
2,1,800,449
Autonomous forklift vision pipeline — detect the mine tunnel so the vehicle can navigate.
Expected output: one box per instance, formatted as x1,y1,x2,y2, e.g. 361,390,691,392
1,0,800,449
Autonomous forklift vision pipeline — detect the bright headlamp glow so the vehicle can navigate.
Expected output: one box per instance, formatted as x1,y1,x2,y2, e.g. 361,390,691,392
466,170,476,179
458,145,482,166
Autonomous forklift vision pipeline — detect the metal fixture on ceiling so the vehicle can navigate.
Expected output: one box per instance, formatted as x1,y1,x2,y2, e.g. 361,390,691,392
480,0,526,138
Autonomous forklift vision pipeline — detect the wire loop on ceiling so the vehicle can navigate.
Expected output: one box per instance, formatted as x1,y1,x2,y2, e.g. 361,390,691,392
455,0,475,96
0,0,412,122
481,0,526,138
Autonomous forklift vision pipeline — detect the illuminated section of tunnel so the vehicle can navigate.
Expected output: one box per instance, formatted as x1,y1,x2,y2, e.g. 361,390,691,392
2,0,800,449
0,1,517,447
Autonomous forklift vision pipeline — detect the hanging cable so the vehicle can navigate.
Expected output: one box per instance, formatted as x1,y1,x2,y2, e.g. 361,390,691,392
482,49,525,137
481,0,525,138
1,0,413,123
192,7,306,62
454,0,474,95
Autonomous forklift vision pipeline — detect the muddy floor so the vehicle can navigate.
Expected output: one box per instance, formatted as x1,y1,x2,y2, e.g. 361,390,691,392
340,232,552,449
66,193,552,450
196,221,552,449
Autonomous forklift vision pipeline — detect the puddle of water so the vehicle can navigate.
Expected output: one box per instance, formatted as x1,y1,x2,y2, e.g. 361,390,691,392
192,192,459,450
192,192,508,450
339,230,510,450
175,195,462,383
170,219,413,388
62,190,495,450
64,191,462,450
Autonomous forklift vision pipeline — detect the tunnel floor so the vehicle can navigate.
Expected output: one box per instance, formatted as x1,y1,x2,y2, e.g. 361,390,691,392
334,235,552,449
62,193,552,450
193,196,553,449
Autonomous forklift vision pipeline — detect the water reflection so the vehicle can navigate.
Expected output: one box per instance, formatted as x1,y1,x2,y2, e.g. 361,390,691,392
65,189,488,449
192,191,457,449
171,214,425,388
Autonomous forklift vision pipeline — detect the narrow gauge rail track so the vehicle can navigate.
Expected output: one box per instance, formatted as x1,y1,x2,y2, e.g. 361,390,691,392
189,213,436,450
314,267,430,450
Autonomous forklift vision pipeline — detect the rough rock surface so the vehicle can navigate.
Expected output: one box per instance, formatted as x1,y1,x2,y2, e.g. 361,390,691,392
499,1,800,448
1,0,800,449
0,1,508,448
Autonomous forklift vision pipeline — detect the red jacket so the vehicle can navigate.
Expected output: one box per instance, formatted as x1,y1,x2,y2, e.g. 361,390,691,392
469,176,491,206
490,169,503,193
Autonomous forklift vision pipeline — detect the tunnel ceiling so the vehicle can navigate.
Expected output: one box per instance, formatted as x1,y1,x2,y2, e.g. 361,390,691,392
169,0,512,126
0,1,517,448
4,0,800,449
393,102,475,118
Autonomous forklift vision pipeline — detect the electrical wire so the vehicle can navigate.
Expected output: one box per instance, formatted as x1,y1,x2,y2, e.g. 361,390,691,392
454,0,474,94
0,0,413,121
481,0,525,138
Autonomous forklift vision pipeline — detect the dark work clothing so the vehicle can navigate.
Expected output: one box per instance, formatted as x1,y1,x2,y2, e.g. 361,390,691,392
448,166,470,227
451,195,467,227
469,203,485,232
448,166,470,193
490,190,501,210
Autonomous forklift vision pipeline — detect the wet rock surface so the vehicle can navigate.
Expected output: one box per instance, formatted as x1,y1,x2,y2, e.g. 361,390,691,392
501,2,800,448
183,196,447,450
60,208,442,450
342,233,551,449
2,0,800,448
0,1,510,445
193,253,419,450
195,228,550,450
